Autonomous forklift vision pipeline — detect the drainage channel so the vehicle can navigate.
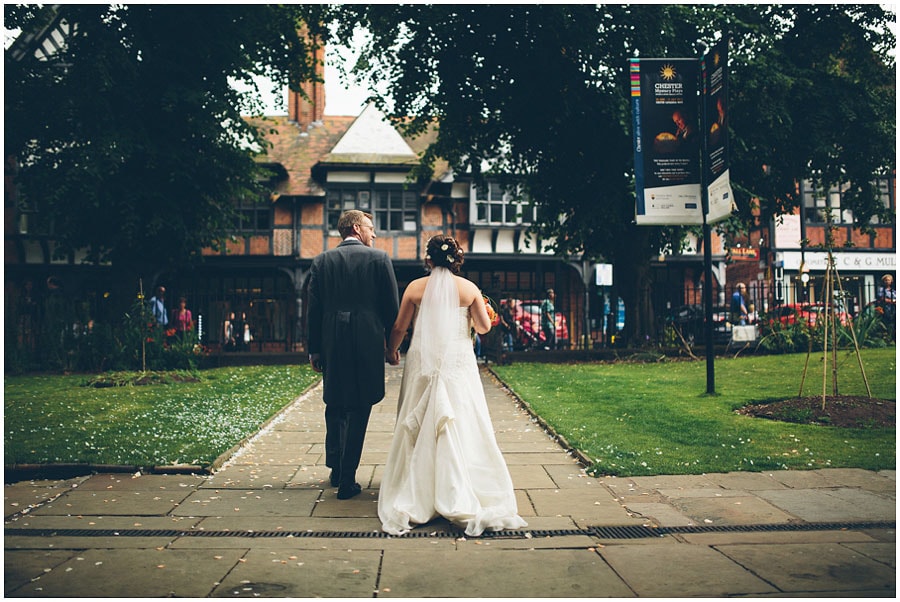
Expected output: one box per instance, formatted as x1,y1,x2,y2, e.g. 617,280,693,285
6,521,894,540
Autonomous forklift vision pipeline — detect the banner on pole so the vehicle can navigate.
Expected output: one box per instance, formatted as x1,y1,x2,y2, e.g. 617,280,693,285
631,58,702,225
703,37,734,224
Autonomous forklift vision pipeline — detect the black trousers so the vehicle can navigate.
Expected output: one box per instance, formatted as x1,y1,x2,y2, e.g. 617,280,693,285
324,404,372,486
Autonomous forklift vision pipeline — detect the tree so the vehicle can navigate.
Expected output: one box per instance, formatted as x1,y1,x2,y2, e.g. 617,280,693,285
727,5,895,228
324,4,895,342
5,4,327,271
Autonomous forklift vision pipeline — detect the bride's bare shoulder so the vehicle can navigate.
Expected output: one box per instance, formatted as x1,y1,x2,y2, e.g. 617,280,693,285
453,275,481,302
404,276,429,299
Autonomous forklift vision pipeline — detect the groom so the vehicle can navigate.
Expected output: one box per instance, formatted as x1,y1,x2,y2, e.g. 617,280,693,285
306,210,399,499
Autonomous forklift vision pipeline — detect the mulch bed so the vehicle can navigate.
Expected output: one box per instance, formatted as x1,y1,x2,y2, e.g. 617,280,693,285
738,395,895,428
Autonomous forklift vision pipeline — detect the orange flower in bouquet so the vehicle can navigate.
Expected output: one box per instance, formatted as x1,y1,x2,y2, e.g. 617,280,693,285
483,295,501,327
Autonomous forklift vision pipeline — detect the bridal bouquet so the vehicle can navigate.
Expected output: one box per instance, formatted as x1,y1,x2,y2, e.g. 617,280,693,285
483,295,501,327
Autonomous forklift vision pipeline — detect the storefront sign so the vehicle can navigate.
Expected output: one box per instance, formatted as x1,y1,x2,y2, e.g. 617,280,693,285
781,251,896,272
773,213,802,248
730,247,759,261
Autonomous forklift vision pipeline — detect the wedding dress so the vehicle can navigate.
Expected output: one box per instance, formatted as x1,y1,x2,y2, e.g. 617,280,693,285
378,267,527,536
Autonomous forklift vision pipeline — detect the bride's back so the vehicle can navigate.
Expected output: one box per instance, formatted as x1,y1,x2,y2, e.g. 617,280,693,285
405,273,480,308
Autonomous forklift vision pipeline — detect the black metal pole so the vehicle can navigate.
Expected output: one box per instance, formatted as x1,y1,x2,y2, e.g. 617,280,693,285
703,209,715,394
700,48,715,395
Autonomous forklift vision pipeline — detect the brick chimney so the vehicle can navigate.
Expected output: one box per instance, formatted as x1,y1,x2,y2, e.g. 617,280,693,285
288,39,325,131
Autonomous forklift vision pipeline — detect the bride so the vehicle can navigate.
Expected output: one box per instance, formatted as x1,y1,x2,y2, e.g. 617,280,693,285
380,235,527,536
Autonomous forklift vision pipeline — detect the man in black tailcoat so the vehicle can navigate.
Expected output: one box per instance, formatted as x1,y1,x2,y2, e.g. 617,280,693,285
307,210,399,499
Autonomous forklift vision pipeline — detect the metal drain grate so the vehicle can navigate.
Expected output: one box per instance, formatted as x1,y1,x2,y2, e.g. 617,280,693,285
6,521,894,540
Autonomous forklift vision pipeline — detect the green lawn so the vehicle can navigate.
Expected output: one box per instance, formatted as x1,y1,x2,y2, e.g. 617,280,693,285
4,350,895,477
492,348,895,477
4,365,319,468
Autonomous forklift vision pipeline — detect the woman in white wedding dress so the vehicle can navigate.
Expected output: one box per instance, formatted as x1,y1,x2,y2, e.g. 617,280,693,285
380,235,527,537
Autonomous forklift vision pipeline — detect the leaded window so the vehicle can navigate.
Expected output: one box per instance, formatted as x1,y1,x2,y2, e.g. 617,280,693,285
473,181,535,225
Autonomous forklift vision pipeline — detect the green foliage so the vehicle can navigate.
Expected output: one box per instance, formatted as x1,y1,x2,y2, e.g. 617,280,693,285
756,317,814,354
493,348,895,476
324,5,895,340
842,307,891,348
4,365,319,467
5,4,327,268
756,310,890,354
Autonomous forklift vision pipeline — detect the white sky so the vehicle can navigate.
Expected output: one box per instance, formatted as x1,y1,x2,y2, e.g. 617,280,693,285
254,48,371,117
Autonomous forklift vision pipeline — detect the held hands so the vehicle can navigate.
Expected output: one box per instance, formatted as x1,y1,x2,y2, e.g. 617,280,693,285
385,347,400,366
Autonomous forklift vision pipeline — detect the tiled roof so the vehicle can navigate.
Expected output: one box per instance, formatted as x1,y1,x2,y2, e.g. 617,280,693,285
248,115,355,198
247,112,449,197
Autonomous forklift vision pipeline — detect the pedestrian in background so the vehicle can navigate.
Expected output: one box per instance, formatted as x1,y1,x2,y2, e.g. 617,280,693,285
540,289,556,350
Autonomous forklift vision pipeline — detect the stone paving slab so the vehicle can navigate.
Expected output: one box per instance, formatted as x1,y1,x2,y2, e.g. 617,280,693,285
69,473,206,491
600,542,780,597
623,474,720,491
377,547,635,598
202,465,303,489
27,488,193,517
680,529,887,546
809,468,897,490
226,451,322,466
757,487,896,522
541,465,604,488
210,548,382,598
191,515,383,533
6,533,179,551
506,464,556,489
666,493,797,526
4,549,76,594
173,488,321,518
843,542,897,568
527,488,645,527
620,502,695,527
718,542,896,594
7,548,244,597
703,471,791,491
6,515,200,531
4,477,88,518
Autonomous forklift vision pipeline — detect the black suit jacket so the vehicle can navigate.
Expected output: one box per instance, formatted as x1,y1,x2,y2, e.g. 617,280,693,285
307,239,399,407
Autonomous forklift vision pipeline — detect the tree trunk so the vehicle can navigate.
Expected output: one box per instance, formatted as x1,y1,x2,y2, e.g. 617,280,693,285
615,226,656,346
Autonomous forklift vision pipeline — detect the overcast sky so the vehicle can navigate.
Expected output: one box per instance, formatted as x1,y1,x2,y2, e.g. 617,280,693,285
255,47,370,117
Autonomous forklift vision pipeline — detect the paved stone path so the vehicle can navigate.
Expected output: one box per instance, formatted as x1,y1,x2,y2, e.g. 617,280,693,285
5,363,896,597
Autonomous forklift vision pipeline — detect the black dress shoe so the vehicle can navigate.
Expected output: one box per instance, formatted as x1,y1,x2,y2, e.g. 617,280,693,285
329,470,340,487
337,483,362,500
